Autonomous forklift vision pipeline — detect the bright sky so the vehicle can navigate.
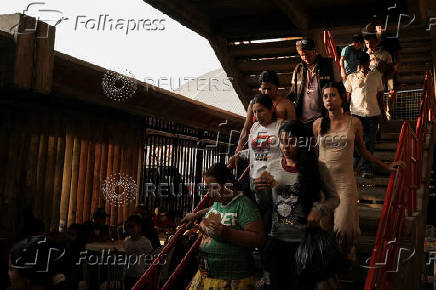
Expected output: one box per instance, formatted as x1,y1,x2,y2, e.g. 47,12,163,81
1,0,223,89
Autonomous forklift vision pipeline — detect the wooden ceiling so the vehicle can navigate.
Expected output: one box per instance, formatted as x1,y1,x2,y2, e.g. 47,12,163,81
144,0,435,108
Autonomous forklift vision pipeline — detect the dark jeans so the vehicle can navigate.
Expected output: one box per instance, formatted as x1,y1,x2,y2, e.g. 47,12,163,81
353,115,379,173
263,238,316,290
124,276,139,290
301,120,315,135
250,178,272,235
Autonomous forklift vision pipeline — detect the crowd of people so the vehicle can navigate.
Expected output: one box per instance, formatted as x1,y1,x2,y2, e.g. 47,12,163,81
6,28,404,290
182,31,403,290
5,204,180,290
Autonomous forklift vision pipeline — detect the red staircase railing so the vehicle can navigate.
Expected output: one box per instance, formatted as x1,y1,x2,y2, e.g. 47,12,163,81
322,30,340,70
132,194,211,290
364,70,435,290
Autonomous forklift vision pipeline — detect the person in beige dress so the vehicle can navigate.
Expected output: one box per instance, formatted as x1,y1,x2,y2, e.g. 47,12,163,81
313,81,401,261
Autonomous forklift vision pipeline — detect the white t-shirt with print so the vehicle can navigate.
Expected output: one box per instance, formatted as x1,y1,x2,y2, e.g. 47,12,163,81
240,121,282,179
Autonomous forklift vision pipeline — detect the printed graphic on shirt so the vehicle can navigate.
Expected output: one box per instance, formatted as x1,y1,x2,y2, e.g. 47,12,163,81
274,183,302,225
251,132,276,161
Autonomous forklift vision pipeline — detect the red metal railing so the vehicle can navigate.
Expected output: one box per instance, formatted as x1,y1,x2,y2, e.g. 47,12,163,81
322,30,340,70
364,71,435,290
132,194,211,290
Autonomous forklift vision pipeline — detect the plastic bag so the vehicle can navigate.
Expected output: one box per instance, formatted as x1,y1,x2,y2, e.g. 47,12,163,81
295,227,351,282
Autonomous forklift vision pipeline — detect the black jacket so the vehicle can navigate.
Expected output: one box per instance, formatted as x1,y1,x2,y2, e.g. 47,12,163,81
288,56,336,119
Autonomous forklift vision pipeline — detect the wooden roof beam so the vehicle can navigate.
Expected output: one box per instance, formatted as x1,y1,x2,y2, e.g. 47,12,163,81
213,12,299,42
228,39,298,59
209,36,253,109
144,0,211,38
273,0,309,33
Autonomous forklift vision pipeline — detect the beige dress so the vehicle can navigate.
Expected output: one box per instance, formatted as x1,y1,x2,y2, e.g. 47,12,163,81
318,117,360,254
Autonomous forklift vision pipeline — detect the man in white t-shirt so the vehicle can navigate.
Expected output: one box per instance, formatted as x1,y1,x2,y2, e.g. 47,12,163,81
364,33,395,120
345,53,384,178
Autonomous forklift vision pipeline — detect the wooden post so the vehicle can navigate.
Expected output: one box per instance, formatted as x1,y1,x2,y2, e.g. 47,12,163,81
12,14,35,89
34,20,55,93
0,13,55,92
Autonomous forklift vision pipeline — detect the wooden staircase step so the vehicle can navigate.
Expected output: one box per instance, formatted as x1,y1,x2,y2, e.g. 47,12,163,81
358,203,382,236
358,234,377,255
228,40,298,58
245,72,292,87
358,186,386,203
374,150,396,161
401,55,433,66
374,142,397,151
380,121,404,133
397,75,426,85
380,132,400,141
373,166,394,176
357,234,413,256
356,176,390,186
237,57,299,73
400,46,432,55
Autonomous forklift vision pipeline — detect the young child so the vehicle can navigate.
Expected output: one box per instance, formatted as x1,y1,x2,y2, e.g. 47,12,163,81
124,215,153,290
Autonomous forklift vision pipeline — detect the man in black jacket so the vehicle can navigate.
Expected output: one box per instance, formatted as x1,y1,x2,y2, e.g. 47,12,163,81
288,38,341,130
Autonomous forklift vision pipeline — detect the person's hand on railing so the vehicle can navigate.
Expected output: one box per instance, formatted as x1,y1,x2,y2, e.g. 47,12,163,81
227,153,238,169
385,160,407,172
181,207,210,226
181,212,198,226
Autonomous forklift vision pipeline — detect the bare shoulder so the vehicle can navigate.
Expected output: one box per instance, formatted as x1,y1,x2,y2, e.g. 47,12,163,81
313,117,322,128
277,97,292,107
351,116,362,130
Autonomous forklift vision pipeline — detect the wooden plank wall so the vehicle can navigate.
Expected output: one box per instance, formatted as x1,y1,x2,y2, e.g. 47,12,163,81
0,103,144,235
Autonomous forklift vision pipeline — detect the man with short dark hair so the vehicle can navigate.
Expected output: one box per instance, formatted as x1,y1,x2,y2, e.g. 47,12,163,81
364,33,395,121
345,53,384,178
364,34,393,73
288,38,341,129
340,34,364,80
376,25,402,118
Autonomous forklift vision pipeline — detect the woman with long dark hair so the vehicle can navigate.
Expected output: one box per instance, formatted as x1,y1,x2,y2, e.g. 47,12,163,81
313,81,401,261
229,93,284,234
254,120,339,289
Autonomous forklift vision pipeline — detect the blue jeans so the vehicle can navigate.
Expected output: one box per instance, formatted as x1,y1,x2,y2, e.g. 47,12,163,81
353,115,379,173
